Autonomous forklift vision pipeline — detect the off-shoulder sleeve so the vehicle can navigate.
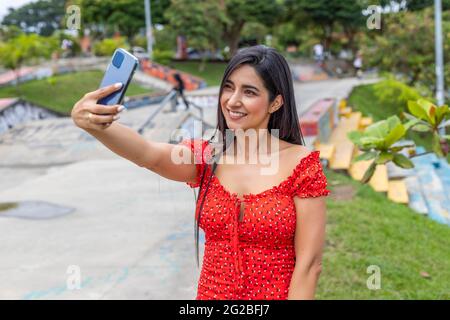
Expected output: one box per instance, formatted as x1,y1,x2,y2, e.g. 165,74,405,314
290,151,331,198
178,138,212,188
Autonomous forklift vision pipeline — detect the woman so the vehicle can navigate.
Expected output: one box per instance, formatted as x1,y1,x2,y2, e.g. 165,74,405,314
173,72,190,110
71,45,330,300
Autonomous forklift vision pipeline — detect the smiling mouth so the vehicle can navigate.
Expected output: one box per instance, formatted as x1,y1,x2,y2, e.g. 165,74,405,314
227,108,248,120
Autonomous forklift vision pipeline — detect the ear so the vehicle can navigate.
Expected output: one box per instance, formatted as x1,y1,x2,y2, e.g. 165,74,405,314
269,95,284,114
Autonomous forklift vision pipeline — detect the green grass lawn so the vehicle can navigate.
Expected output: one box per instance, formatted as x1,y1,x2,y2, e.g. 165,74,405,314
348,82,450,163
0,70,150,115
318,168,450,299
171,61,227,87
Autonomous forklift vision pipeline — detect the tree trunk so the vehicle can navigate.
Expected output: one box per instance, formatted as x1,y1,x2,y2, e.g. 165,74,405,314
408,68,421,86
199,56,207,72
13,68,21,96
229,36,240,57
225,20,245,57
344,27,357,58
322,23,334,53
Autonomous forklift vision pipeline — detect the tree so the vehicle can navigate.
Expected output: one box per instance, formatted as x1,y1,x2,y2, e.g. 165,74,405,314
333,1,368,56
93,37,129,56
0,25,23,42
220,0,281,55
284,0,338,51
1,0,66,36
406,0,450,11
165,0,227,70
361,8,450,89
0,34,58,92
81,0,171,41
241,22,269,47
165,0,280,57
284,0,369,54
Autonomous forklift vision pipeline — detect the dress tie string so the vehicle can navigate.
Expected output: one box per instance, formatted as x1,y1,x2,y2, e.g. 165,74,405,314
231,200,244,294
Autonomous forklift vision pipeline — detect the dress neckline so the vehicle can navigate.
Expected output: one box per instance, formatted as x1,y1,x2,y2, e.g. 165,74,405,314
210,150,320,202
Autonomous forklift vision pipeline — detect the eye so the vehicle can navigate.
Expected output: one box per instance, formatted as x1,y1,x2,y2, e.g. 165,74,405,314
245,90,256,96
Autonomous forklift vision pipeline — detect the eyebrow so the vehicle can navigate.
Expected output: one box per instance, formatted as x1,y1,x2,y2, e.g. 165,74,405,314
225,79,260,92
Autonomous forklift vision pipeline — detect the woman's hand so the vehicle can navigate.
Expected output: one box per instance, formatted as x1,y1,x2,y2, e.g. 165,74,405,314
71,83,126,131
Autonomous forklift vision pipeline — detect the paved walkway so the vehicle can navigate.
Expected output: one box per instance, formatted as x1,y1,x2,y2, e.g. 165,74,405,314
0,74,379,299
0,159,200,299
0,100,198,299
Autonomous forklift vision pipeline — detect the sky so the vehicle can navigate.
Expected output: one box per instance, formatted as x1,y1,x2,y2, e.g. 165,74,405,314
0,0,33,21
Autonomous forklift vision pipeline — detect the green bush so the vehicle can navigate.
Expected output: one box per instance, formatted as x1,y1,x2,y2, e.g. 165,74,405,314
154,26,177,52
51,31,81,56
152,49,173,66
46,76,57,86
94,37,129,56
0,25,22,41
371,79,423,116
131,35,147,49
0,33,57,71
132,27,177,53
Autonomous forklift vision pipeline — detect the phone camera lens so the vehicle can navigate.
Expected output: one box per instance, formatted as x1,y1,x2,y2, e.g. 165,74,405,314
112,51,125,68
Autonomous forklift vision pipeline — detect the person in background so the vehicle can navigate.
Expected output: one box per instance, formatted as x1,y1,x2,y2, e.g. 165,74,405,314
313,43,324,66
353,51,363,79
173,72,190,110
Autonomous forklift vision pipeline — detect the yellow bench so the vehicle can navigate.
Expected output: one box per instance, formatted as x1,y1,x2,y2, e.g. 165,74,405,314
369,164,389,192
349,150,371,181
329,143,354,170
329,112,362,143
328,112,362,170
339,107,353,118
349,149,388,193
349,160,389,192
348,112,362,127
388,180,409,204
315,143,335,162
359,117,373,130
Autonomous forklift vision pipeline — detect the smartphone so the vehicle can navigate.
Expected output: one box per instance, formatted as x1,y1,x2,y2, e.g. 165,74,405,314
97,48,139,106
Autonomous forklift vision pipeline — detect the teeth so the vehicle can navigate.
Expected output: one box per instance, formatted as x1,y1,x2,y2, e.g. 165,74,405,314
229,110,247,116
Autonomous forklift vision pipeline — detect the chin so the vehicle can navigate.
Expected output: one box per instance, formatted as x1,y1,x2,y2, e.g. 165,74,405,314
226,124,241,132
226,121,250,131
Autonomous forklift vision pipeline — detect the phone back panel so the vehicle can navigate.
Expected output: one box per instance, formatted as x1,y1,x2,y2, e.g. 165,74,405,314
97,48,139,105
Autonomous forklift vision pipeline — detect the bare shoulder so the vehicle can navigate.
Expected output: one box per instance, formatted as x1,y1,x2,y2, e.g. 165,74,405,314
279,141,313,167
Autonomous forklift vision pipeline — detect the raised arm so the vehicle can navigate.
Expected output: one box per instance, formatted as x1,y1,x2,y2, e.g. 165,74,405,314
70,83,197,184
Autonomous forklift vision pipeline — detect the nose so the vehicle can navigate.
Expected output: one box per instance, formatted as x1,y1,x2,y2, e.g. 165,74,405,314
226,90,243,109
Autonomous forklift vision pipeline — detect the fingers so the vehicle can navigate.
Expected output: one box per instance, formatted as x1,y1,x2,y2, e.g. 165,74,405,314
85,82,123,100
84,103,125,132
91,104,125,115
88,112,120,125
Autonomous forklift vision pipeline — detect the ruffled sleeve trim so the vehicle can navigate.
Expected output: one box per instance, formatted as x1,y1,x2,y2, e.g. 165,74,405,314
178,139,212,188
288,150,331,198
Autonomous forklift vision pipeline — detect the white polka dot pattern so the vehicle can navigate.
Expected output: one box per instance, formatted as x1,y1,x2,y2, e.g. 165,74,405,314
179,139,331,300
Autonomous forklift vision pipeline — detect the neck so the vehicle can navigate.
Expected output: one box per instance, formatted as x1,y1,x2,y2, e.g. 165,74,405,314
231,129,274,163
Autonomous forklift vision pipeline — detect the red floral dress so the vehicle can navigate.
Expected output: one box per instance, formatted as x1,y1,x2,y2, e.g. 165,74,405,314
180,139,331,300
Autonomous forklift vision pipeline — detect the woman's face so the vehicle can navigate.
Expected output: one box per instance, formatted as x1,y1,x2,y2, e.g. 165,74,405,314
220,64,281,131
